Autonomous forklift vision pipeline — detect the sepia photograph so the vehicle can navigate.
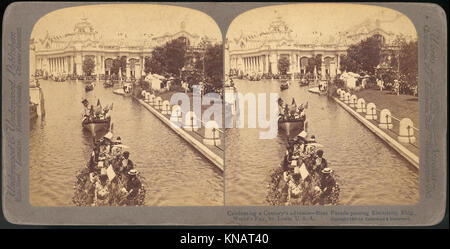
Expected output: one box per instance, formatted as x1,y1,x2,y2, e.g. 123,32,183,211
29,4,224,206
2,1,446,226
224,4,419,206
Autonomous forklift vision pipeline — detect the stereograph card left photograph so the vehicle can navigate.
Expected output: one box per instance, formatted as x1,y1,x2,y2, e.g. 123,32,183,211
27,4,224,207
2,2,447,226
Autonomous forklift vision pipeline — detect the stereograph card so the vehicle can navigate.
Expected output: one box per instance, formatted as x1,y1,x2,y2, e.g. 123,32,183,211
1,2,447,226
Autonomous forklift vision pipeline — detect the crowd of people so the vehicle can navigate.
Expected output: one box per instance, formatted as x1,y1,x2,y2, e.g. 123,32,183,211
81,99,112,123
73,132,145,206
267,130,340,206
278,98,307,122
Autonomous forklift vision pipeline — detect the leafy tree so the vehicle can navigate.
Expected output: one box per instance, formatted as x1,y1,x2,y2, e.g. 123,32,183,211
344,35,382,74
146,47,166,75
145,37,187,76
399,40,418,89
164,37,187,76
204,43,223,89
278,57,290,75
82,57,95,76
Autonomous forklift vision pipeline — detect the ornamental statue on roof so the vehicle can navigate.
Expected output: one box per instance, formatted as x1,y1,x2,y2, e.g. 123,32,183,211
268,16,292,34
74,17,96,34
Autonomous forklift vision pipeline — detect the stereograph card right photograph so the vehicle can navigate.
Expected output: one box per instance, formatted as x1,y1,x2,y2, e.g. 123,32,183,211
224,4,419,206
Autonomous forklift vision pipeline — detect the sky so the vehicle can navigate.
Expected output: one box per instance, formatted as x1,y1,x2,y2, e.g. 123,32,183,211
31,4,222,41
227,3,417,40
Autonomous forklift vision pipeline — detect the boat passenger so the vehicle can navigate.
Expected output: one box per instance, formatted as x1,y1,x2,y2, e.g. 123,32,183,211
318,168,336,204
99,143,110,157
314,149,327,174
88,150,98,173
297,131,308,144
287,171,303,205
121,169,142,205
94,169,110,206
281,150,290,172
120,151,134,176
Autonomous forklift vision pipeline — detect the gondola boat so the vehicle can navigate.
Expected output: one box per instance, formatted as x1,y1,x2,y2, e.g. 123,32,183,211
72,132,147,206
280,80,289,90
85,83,94,92
267,142,340,206
103,79,114,88
82,116,111,137
278,118,304,135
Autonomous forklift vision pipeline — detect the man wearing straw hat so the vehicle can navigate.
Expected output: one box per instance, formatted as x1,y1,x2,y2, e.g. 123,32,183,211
121,169,142,205
318,168,336,204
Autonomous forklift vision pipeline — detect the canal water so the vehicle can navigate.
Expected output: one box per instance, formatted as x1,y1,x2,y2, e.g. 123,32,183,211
225,79,419,206
30,80,223,206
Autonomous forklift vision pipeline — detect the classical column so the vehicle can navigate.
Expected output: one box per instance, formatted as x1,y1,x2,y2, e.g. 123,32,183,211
68,56,71,74
330,57,336,78
141,56,145,77
252,57,255,72
321,56,326,80
244,57,247,73
136,58,142,79
246,57,249,73
126,60,131,81
70,56,74,74
76,54,82,76
273,53,279,75
102,56,105,74
265,55,269,74
336,54,341,74
260,56,263,73
257,56,259,72
258,56,261,72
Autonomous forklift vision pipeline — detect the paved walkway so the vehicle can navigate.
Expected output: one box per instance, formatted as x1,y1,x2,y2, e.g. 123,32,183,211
343,88,419,157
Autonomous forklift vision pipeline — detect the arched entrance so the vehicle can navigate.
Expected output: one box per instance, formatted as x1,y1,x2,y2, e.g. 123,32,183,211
300,57,309,75
129,58,138,79
104,58,113,76
324,57,333,76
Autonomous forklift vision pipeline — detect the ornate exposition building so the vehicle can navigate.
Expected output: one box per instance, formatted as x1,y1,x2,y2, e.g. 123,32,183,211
227,16,410,78
30,18,215,80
